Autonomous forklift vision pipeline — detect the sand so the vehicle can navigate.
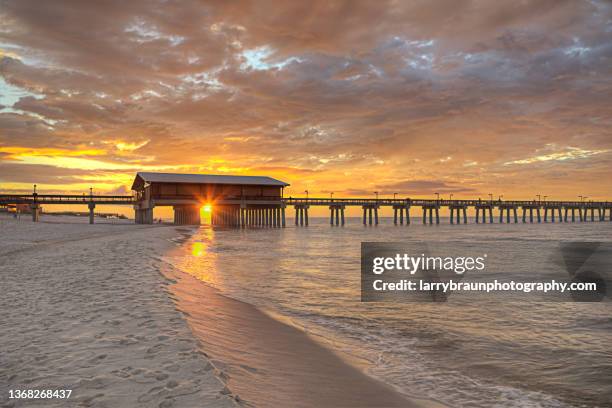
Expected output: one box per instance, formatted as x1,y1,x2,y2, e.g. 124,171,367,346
0,215,236,407
1,214,444,408
161,248,444,408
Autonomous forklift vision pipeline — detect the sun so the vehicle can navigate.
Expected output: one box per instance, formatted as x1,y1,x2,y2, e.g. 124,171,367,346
202,204,212,213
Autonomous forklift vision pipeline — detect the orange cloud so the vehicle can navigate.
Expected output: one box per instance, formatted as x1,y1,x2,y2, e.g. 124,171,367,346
0,146,106,158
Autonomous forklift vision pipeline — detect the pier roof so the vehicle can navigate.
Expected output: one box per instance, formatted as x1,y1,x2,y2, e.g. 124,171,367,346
131,172,289,190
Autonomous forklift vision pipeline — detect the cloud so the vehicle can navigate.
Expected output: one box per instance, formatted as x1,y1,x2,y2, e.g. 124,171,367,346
110,140,150,152
108,184,130,195
380,180,476,195
505,146,611,165
0,0,611,198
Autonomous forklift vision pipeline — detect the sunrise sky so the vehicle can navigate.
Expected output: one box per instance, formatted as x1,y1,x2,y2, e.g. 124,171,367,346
1,0,611,203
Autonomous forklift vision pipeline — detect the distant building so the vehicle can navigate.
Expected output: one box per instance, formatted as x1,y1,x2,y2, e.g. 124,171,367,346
131,172,290,225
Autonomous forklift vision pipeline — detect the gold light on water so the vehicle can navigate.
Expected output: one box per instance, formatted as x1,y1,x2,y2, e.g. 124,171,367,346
191,241,206,257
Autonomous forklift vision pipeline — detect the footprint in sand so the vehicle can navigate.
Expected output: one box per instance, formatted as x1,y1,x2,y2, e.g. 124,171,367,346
88,354,107,364
159,398,175,408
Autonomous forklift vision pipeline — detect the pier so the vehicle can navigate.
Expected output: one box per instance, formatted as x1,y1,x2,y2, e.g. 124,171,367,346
2,194,611,227
1,172,611,227
284,198,612,226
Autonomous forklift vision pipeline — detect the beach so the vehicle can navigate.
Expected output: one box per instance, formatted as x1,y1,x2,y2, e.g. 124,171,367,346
3,214,610,407
0,215,237,407
0,215,441,408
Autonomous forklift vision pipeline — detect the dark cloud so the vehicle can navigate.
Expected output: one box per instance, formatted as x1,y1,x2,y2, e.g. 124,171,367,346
0,162,95,184
344,180,475,196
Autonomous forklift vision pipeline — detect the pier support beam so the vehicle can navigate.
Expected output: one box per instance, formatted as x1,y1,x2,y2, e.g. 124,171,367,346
294,205,309,226
450,207,466,224
421,206,439,225
88,202,95,224
174,205,200,225
543,207,563,223
520,206,542,223
497,207,515,224
329,205,345,226
475,206,493,223
134,205,154,224
281,205,286,227
30,203,41,222
362,205,379,225
392,205,410,225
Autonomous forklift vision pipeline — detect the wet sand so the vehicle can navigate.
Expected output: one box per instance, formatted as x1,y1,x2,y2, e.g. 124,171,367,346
162,262,444,408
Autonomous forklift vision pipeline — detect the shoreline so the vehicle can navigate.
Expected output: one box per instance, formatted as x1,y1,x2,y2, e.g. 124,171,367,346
161,237,445,408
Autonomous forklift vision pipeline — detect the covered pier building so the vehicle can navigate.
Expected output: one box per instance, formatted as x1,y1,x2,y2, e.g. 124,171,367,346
131,172,289,226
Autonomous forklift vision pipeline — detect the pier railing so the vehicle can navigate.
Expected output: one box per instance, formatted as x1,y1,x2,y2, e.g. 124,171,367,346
0,194,135,205
282,197,612,207
2,193,611,208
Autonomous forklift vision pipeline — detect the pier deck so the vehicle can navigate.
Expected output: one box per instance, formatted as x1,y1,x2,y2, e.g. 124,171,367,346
1,193,611,226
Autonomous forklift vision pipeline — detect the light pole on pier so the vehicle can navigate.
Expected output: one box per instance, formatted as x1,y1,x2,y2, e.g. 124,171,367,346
374,191,379,201
488,193,493,202
449,193,453,201
435,192,440,202
498,195,503,202
393,193,397,200
543,195,547,202
33,184,37,194
536,194,541,202
330,192,334,200
304,190,309,199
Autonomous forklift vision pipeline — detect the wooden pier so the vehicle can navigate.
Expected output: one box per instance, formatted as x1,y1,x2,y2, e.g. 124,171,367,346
2,193,611,227
284,198,612,226
1,173,610,227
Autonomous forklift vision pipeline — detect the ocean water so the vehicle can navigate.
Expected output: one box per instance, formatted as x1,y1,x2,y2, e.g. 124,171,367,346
166,218,612,407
